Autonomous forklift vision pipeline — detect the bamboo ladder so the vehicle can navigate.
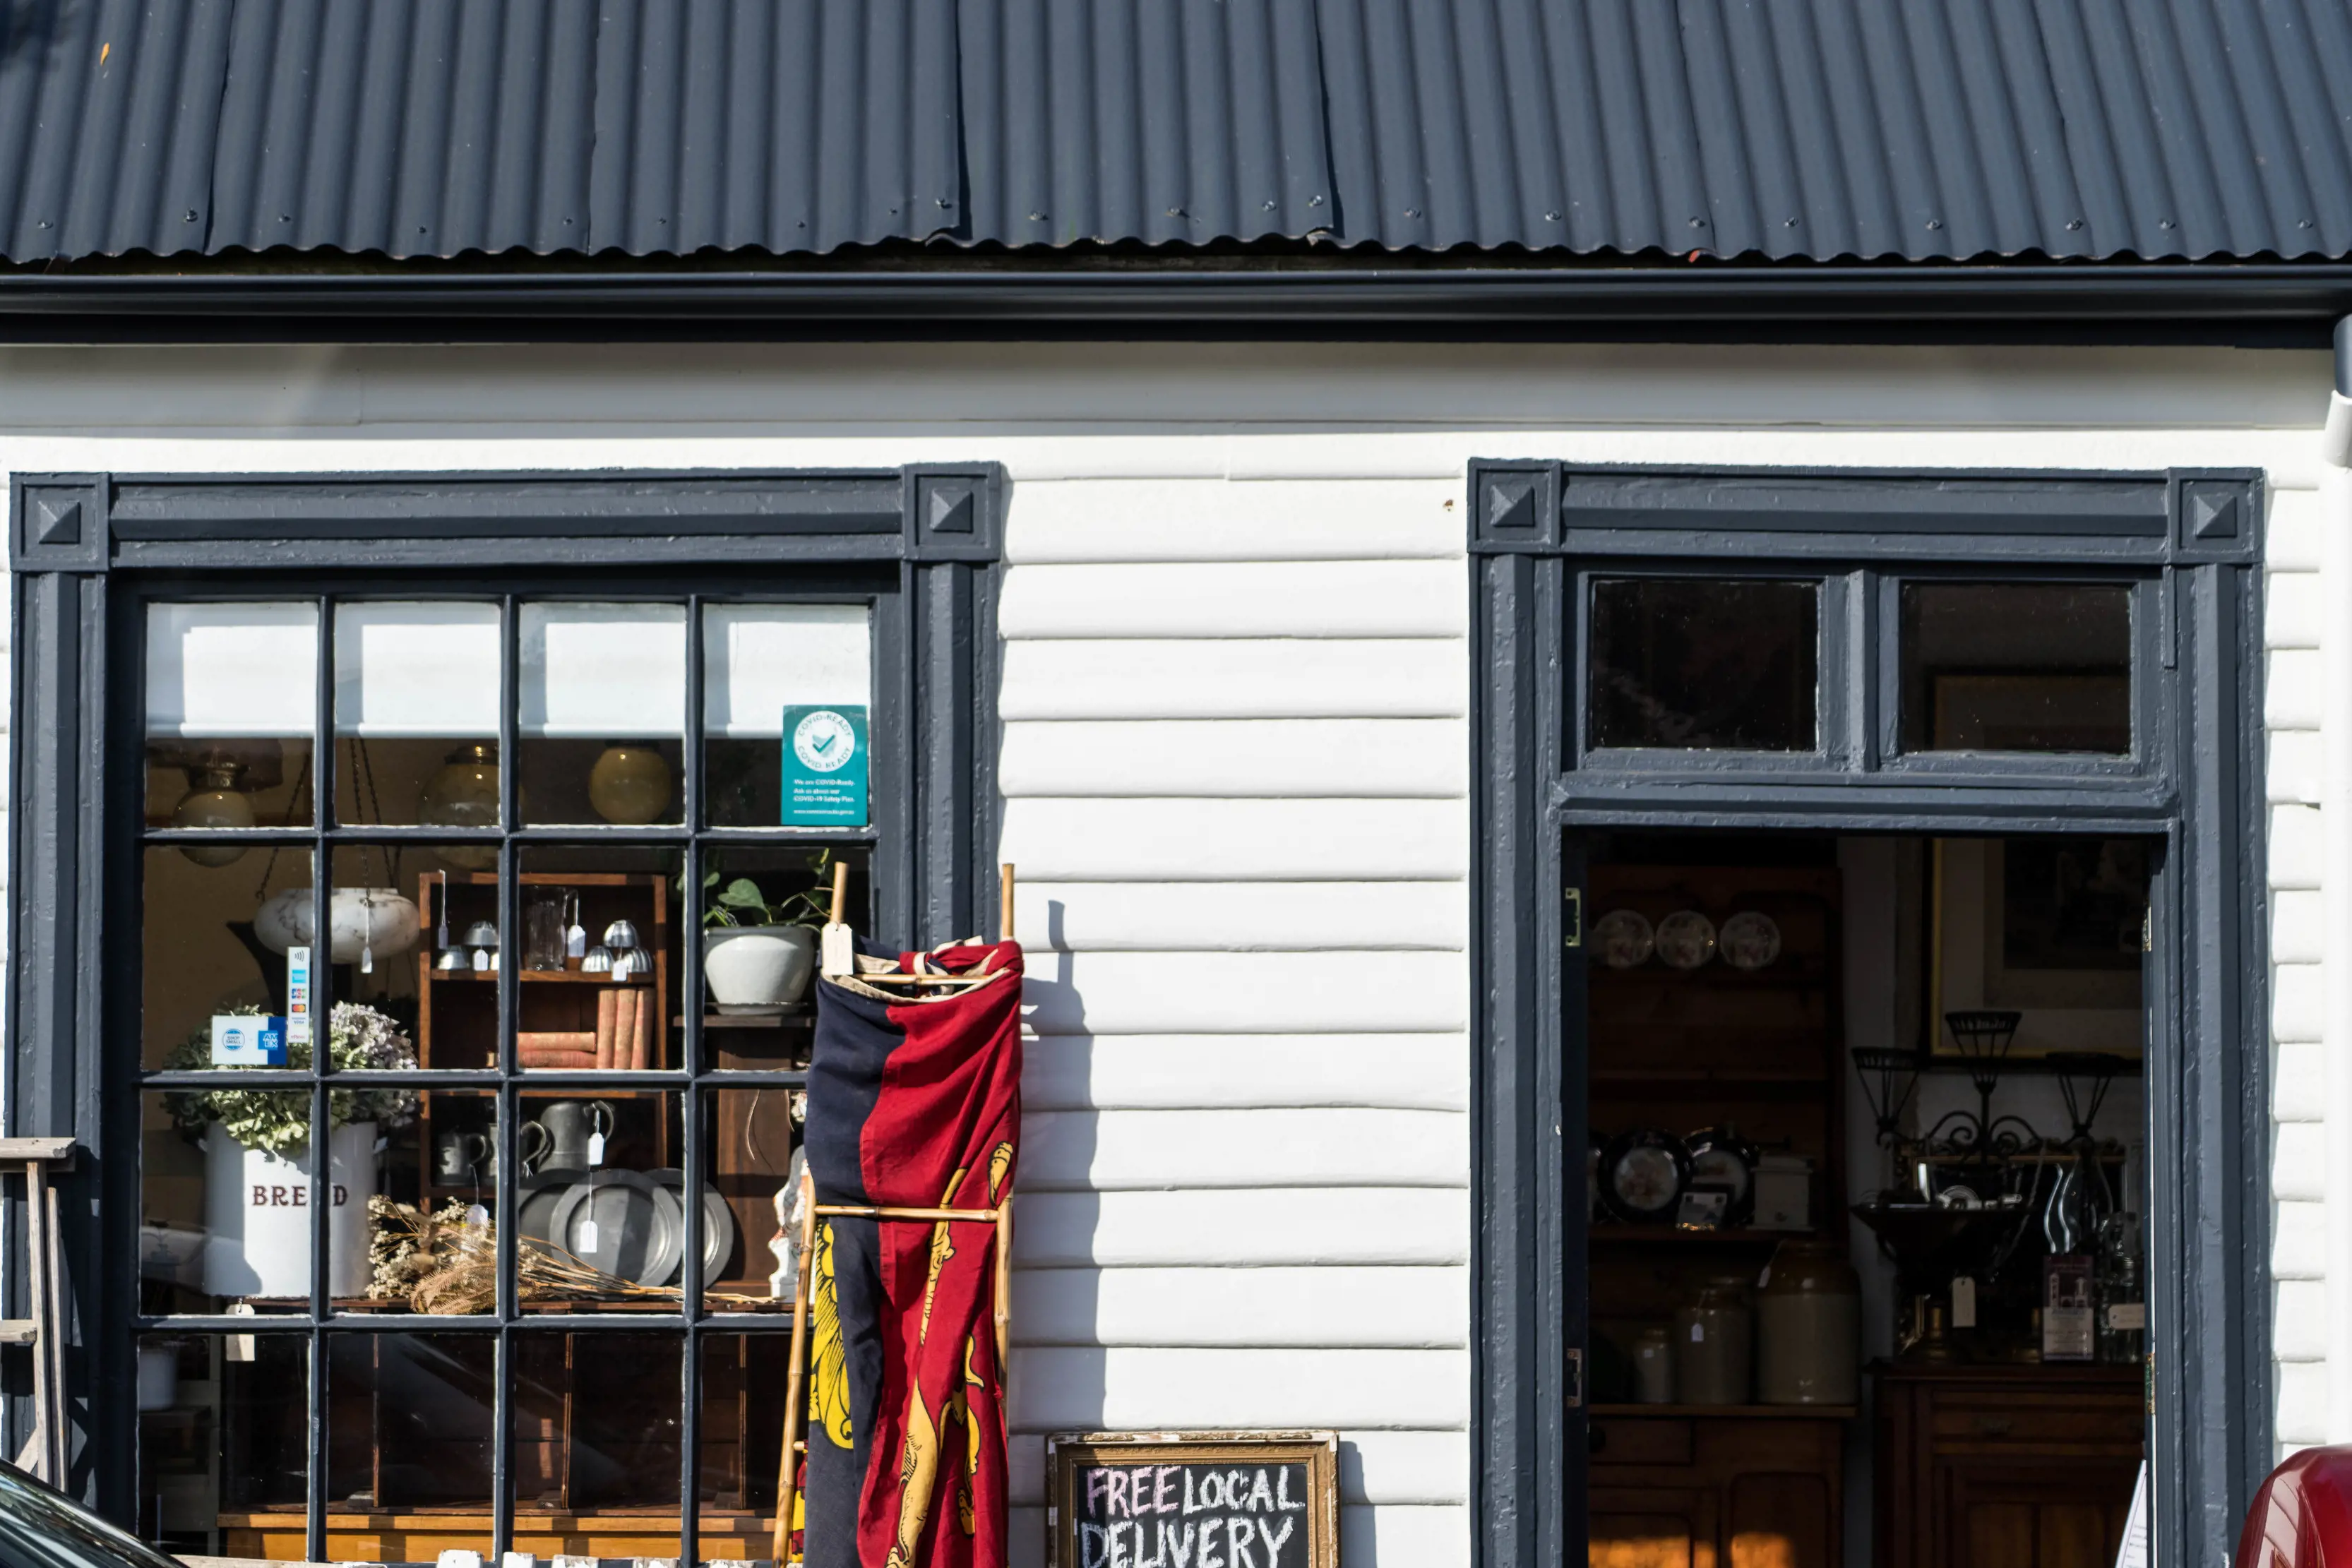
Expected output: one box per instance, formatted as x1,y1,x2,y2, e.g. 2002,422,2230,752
769,865,1018,1567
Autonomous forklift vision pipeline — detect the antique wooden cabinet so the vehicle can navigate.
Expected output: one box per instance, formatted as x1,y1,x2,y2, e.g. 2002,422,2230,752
1588,1407,1848,1567
1873,1363,2143,1568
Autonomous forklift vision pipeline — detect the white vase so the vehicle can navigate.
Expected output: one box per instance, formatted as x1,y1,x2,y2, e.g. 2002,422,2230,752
703,926,816,1009
201,1120,377,1298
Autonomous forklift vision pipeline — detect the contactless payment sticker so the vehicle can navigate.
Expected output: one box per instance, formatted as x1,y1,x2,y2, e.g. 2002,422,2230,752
780,703,868,826
212,1015,289,1067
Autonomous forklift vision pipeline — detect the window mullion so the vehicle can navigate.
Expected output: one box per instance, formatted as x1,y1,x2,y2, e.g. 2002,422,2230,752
681,594,706,1564
308,591,333,1565
686,593,704,840
492,594,520,1561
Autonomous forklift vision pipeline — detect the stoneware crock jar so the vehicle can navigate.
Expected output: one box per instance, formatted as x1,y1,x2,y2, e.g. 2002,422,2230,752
1674,1274,1753,1406
1756,1239,1861,1405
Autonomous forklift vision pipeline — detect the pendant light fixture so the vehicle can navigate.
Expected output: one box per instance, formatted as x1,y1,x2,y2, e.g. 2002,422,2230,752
172,762,255,866
587,741,673,824
421,742,501,868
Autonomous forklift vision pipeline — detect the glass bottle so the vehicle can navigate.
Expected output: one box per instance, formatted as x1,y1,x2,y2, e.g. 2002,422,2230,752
2096,1211,2146,1365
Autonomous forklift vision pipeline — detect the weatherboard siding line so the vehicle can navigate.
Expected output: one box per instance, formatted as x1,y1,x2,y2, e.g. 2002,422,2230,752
1008,885,1469,953
998,639,1471,722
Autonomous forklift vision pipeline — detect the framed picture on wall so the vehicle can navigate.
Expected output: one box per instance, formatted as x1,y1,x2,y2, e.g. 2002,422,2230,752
1928,836,2149,1057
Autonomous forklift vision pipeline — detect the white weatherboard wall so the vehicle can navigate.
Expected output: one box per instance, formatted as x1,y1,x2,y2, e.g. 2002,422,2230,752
0,340,2336,1562
2269,480,2329,1455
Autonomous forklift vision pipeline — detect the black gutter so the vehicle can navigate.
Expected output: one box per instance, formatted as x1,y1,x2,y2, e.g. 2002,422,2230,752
1,263,2349,344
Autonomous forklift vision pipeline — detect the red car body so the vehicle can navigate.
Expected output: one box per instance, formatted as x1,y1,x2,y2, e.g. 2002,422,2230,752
2239,1447,2352,1568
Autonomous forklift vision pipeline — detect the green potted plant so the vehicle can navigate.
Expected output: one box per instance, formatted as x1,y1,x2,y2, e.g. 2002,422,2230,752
695,852,830,1011
162,1003,417,1298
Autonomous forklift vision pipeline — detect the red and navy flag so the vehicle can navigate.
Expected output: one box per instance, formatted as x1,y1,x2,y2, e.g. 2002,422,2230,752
802,938,1022,1568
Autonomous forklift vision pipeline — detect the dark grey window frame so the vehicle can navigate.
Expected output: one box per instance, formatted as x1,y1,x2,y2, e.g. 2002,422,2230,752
1470,462,2267,1568
6,465,1003,1555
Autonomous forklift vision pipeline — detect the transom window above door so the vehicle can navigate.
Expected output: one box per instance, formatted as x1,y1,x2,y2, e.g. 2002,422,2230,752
1574,570,2149,776
1588,577,1820,750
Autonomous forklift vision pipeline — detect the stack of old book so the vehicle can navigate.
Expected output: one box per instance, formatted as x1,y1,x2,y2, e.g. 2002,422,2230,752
516,988,652,1070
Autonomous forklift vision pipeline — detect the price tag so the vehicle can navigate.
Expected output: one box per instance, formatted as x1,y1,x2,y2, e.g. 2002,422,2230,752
578,1218,600,1253
1689,1322,1705,1343
587,1132,605,1166
1952,1276,1978,1329
465,1204,489,1232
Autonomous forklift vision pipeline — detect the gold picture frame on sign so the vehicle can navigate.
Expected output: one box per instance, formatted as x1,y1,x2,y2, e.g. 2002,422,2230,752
1046,1431,1339,1568
1928,837,2149,1058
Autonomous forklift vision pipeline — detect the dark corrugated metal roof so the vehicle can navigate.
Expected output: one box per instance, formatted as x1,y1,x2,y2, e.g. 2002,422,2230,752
0,0,2347,267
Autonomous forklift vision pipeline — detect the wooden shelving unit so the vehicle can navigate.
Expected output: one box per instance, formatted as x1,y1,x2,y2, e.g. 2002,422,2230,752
1585,863,1849,1568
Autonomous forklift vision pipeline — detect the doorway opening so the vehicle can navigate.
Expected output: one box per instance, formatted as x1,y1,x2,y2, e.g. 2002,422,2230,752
1577,830,2149,1568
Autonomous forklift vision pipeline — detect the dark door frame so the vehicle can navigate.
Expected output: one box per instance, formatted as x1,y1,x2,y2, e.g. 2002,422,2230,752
1467,462,2269,1568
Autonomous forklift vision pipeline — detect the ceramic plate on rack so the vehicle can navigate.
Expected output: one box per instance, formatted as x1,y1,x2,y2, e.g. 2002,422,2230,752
1719,911,1781,971
651,1168,739,1281
1655,910,1718,970
1599,1129,1692,1225
1592,909,1655,969
549,1171,683,1286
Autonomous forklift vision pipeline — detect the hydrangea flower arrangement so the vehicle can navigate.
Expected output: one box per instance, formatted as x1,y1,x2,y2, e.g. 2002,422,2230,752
162,1003,419,1156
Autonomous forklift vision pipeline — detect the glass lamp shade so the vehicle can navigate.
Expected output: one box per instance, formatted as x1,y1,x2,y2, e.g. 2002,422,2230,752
587,743,673,825
251,887,422,962
420,743,501,868
173,765,253,867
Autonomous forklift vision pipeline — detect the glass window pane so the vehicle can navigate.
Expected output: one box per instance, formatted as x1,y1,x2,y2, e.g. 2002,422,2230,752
699,1334,791,1555
1901,582,2131,754
143,846,314,1072
370,1090,499,1315
143,1087,369,1315
327,1333,495,1561
138,1332,308,1559
511,1333,682,1558
520,603,686,826
698,844,853,1071
333,602,502,828
145,602,317,832
334,845,500,1071
1589,578,1820,750
514,846,683,1075
514,1091,685,1310
703,604,872,827
700,1088,802,1308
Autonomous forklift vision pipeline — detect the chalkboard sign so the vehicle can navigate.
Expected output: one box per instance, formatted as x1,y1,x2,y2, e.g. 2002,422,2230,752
1047,1432,1339,1568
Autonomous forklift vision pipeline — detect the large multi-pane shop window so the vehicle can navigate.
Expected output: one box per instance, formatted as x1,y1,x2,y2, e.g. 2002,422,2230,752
138,596,872,1562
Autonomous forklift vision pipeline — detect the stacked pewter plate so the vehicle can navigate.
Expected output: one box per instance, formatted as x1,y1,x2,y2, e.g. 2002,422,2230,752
517,1166,736,1286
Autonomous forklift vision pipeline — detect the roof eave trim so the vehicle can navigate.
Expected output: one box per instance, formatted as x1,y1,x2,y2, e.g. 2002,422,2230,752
0,265,2347,336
